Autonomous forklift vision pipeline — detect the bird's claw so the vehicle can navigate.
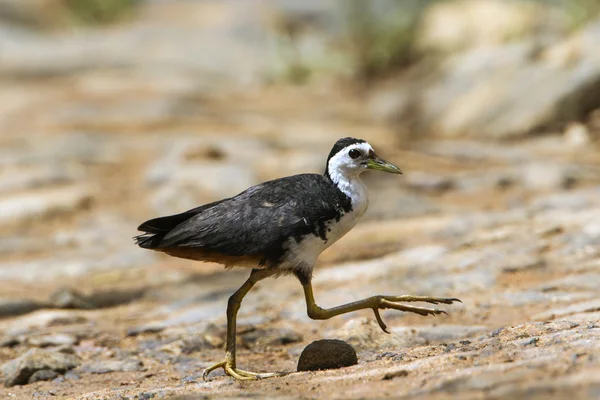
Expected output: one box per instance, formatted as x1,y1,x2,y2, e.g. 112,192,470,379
202,360,279,381
372,295,460,333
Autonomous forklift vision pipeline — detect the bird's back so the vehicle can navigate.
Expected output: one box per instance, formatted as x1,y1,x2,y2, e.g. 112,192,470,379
135,173,357,272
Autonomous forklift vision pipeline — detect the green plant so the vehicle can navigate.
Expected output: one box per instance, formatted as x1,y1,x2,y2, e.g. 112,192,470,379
342,0,437,80
65,0,140,25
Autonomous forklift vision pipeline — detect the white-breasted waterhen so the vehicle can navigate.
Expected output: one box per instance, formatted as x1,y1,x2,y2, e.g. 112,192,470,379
135,137,461,380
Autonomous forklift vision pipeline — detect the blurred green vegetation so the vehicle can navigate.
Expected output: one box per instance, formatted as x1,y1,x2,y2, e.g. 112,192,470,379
560,0,600,29
65,0,140,25
343,0,434,80
340,0,600,81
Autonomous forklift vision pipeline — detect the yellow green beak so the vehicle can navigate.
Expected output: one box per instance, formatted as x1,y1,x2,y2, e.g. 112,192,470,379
366,156,403,174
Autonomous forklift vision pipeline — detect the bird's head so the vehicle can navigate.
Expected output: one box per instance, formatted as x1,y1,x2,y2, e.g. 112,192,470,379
325,137,402,181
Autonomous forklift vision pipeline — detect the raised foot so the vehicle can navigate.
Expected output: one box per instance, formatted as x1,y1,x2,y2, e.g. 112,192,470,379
372,295,462,334
202,360,280,381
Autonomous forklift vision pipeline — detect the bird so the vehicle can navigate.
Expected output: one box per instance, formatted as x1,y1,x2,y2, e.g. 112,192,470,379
135,137,461,381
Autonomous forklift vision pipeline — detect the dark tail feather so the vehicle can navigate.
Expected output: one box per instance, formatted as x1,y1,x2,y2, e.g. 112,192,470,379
135,199,227,250
134,232,165,249
135,213,191,250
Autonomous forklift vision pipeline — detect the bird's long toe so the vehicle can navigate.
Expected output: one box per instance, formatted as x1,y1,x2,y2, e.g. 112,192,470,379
203,359,280,381
380,300,448,316
381,295,462,305
224,365,260,381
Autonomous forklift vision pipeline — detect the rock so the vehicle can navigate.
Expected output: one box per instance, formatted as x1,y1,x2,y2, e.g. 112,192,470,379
563,122,591,148
149,163,259,209
538,273,600,292
27,333,77,348
49,288,94,310
1,348,80,387
297,339,358,372
0,236,50,256
27,369,59,384
533,299,600,321
241,327,303,348
367,86,411,124
81,359,144,374
382,370,409,380
404,172,454,194
365,190,439,220
1,310,87,336
333,319,424,351
179,337,213,354
0,2,270,82
416,0,565,53
392,325,488,343
0,164,81,194
65,288,146,309
408,18,600,139
491,291,594,307
55,98,184,131
126,324,165,337
0,336,19,347
0,185,92,224
0,298,46,317
0,0,68,28
521,162,575,191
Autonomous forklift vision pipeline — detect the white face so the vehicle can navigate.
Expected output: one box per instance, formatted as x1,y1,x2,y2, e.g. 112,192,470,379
327,142,374,179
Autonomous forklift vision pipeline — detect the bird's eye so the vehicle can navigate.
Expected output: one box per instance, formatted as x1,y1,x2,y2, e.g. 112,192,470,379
348,149,361,159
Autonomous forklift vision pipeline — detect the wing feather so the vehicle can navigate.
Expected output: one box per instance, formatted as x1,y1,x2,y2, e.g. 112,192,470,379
135,174,351,267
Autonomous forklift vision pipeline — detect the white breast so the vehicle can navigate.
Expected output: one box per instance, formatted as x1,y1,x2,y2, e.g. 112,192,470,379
281,176,369,275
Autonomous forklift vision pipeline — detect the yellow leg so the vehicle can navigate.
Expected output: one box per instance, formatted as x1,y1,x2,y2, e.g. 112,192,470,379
202,269,280,381
298,274,461,333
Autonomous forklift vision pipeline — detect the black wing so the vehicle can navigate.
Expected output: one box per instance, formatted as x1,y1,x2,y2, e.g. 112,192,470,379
135,174,352,267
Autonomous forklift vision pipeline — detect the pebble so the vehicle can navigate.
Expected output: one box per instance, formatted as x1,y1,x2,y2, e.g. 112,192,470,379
27,334,78,348
297,339,358,372
126,324,166,337
1,348,80,387
80,359,145,374
27,369,59,384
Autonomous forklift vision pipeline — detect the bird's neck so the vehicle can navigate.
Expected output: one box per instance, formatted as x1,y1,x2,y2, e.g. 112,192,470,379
326,169,369,211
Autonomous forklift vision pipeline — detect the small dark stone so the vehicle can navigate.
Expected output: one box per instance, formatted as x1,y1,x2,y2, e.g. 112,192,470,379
382,370,409,380
521,337,539,347
136,392,156,400
376,351,398,360
460,340,471,346
491,328,504,337
0,337,19,348
28,369,59,383
444,343,457,352
297,339,358,372
126,325,165,337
